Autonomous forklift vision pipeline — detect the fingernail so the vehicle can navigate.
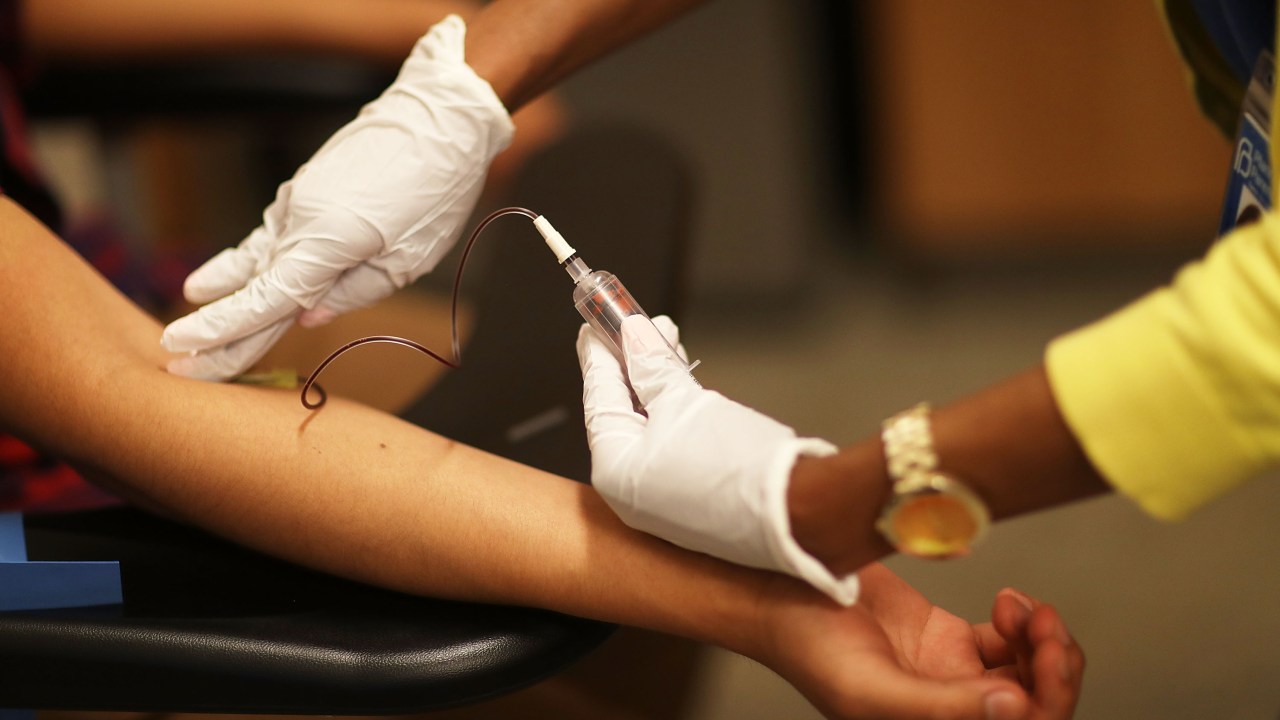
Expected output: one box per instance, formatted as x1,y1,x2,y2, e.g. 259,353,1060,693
159,327,181,352
984,690,1021,720
1055,623,1073,648
166,355,197,377
1007,589,1033,613
1058,653,1072,682
1004,589,1032,627
298,307,336,328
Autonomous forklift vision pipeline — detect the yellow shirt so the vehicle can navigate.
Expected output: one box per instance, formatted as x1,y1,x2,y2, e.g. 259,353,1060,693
1046,3,1280,520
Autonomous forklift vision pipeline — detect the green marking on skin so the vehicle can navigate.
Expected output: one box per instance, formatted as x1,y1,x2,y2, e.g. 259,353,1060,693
234,368,300,389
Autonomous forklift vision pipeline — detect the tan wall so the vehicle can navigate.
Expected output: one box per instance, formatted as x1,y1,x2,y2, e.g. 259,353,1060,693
869,1,1233,261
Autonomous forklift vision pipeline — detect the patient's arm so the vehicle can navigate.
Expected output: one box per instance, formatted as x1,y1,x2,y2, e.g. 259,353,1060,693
0,198,1080,719
0,195,747,637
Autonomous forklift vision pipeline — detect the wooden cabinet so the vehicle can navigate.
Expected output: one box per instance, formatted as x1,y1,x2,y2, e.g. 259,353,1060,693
867,1,1233,262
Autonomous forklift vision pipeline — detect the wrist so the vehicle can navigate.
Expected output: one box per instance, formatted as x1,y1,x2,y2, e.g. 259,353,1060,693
787,441,894,576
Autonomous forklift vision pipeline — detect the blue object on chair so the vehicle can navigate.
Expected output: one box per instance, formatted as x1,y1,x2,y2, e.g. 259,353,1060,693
0,513,121,612
1,512,121,720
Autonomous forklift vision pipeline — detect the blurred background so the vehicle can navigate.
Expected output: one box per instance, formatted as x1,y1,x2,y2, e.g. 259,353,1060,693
25,0,1280,717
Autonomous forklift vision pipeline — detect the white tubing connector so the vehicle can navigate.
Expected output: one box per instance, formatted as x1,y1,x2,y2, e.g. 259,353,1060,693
534,215,576,264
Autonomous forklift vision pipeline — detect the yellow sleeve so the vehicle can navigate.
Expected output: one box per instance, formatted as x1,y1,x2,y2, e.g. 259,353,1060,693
1046,214,1280,520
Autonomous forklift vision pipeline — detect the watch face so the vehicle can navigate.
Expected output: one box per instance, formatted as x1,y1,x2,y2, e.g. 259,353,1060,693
879,475,990,558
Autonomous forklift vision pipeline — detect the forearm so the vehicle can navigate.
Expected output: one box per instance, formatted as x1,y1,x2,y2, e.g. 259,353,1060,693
113,385,762,646
0,198,766,654
465,0,708,110
25,0,707,95
789,366,1111,575
23,0,476,64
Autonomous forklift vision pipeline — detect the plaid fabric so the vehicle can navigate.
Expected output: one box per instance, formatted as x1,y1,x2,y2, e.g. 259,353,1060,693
0,0,61,234
0,436,120,512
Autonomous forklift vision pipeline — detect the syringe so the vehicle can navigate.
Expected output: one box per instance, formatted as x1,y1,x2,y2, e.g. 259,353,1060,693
534,215,697,371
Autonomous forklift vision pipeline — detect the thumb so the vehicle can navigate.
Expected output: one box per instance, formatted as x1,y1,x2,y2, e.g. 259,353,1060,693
839,672,1028,720
620,315,698,408
576,322,645,436
184,226,274,304
165,316,294,381
298,263,398,328
576,323,648,495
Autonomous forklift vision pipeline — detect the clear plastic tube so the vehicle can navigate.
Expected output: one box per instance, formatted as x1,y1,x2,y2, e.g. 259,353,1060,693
298,206,537,409
575,267,644,353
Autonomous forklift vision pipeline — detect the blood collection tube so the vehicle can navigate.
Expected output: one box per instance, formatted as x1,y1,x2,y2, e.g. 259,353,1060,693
534,216,694,369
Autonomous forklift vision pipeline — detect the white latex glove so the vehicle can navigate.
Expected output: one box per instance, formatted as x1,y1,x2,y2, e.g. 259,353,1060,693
577,315,860,606
162,15,513,380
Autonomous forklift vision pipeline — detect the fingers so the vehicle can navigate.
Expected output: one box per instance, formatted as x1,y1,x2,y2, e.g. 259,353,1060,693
162,275,302,355
1026,603,1085,718
165,214,382,355
576,322,626,400
830,662,1029,720
620,315,699,408
649,314,693,364
576,323,646,449
992,590,1036,689
183,227,273,304
972,622,1017,669
648,314,681,346
298,263,398,328
166,316,295,382
992,588,1084,720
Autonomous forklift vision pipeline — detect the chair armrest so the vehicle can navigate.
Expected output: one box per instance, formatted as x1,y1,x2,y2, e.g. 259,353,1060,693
0,507,613,714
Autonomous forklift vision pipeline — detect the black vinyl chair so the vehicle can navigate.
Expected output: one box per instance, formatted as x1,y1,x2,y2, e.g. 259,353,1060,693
23,55,398,121
3,58,694,714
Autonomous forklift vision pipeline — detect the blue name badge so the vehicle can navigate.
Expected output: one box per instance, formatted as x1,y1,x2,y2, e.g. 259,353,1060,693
1219,113,1272,235
1219,52,1274,237
0,512,122,612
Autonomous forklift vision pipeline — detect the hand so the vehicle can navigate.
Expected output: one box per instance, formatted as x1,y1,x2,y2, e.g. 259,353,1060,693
577,314,858,604
763,564,1084,720
162,15,513,380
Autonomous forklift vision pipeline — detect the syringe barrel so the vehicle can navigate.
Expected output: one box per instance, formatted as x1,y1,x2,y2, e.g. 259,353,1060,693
573,270,683,366
573,270,643,353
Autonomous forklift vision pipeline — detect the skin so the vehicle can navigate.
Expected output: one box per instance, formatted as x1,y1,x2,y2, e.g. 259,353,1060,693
463,0,708,111
0,196,1081,718
788,369,1113,576
23,0,477,64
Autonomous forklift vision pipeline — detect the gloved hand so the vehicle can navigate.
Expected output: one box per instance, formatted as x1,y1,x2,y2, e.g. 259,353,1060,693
577,315,861,605
162,15,514,380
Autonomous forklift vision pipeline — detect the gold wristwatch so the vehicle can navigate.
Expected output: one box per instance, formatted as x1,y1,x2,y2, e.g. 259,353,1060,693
876,403,990,558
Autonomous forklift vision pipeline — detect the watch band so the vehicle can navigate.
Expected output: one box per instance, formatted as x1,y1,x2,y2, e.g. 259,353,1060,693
881,402,940,485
